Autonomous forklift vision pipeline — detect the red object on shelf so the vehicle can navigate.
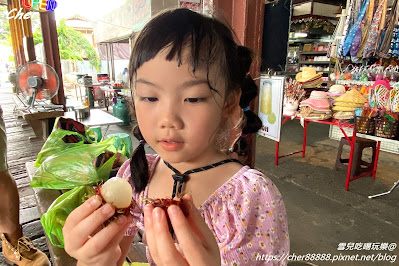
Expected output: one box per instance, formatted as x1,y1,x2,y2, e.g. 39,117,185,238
275,115,382,191
97,74,110,83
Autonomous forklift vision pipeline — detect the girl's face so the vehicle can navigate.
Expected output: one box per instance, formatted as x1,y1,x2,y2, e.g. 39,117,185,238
133,48,229,166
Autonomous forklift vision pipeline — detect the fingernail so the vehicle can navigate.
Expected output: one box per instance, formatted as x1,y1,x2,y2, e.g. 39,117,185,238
153,207,163,222
89,196,101,208
167,205,180,217
116,215,126,225
102,204,113,215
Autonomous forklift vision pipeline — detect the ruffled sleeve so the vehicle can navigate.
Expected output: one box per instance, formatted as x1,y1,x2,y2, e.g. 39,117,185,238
200,167,289,265
116,154,159,236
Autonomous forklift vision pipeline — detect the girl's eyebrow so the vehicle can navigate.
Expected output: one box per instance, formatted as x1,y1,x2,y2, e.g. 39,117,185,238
135,78,158,88
135,78,209,90
179,79,209,89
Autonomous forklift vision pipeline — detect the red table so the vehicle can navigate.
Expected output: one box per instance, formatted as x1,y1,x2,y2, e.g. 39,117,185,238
275,115,382,190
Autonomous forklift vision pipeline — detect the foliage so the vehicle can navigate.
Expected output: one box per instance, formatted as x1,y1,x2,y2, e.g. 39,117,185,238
34,19,100,70
0,6,10,42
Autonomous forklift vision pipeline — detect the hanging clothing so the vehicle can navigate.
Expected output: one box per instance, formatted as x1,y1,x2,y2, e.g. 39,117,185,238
329,8,348,59
342,0,370,56
382,0,399,57
338,0,355,57
363,0,387,58
389,24,399,57
356,0,376,58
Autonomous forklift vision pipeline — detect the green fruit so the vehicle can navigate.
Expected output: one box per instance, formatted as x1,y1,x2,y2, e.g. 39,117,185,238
268,113,276,124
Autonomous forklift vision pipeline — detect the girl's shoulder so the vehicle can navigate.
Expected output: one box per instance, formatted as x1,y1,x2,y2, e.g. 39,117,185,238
200,166,282,210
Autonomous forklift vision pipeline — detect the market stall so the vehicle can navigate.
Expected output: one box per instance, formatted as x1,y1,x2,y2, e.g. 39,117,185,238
258,63,399,193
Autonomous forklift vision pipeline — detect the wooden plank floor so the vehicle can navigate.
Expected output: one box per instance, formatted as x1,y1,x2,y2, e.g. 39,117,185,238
0,83,51,264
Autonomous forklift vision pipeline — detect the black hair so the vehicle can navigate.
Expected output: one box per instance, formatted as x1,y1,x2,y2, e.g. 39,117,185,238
128,8,262,192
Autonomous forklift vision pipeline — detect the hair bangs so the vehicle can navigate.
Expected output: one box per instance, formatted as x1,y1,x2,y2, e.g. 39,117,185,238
129,9,229,89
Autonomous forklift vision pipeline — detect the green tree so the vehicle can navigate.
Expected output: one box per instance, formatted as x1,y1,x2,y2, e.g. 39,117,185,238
34,18,100,70
0,6,10,43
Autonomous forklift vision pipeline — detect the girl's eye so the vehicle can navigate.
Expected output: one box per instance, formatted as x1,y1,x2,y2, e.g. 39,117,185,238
140,97,158,102
185,98,205,103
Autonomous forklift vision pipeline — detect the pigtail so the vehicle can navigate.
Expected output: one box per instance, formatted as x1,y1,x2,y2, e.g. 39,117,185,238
231,46,262,156
130,125,149,192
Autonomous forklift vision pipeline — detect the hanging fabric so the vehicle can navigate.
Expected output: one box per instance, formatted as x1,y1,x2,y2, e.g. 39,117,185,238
338,0,355,58
356,0,376,58
329,8,348,59
389,24,399,57
363,0,388,58
378,0,398,57
342,0,370,56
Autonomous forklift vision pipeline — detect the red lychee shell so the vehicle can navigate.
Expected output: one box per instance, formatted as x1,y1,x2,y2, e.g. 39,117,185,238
143,197,190,236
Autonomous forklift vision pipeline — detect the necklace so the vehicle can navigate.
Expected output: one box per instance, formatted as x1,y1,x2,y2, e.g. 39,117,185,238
163,158,241,198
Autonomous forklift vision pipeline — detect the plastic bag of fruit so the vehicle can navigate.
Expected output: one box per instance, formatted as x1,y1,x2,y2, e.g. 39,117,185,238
30,136,128,189
41,185,96,248
35,117,97,167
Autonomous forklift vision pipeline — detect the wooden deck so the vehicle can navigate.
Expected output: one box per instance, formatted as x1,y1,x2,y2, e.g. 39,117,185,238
0,84,51,263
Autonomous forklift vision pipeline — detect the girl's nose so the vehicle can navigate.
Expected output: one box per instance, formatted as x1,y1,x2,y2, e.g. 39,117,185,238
159,106,183,129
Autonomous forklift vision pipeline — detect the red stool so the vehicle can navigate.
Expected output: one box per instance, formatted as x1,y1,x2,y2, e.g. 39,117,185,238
335,137,377,179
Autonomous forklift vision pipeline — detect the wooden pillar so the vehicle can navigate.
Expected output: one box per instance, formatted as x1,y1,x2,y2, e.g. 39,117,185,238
214,0,265,168
12,0,26,65
7,0,19,67
40,11,66,108
40,12,54,67
48,11,65,107
22,8,36,61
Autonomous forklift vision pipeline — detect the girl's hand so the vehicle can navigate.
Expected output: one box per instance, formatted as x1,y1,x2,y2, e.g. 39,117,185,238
63,195,133,266
144,194,221,266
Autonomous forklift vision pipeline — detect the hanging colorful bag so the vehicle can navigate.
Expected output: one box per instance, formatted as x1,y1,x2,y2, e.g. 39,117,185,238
342,0,370,56
363,0,387,58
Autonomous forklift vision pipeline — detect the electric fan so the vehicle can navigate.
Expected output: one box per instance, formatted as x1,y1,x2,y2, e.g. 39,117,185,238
16,61,62,109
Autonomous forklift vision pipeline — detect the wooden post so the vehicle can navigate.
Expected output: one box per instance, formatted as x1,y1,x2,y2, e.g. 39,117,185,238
48,11,66,107
40,12,54,67
214,0,265,168
7,1,19,67
39,11,66,108
13,0,26,65
22,8,36,61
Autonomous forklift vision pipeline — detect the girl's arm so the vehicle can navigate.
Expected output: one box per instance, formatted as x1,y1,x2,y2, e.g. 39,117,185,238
117,235,135,266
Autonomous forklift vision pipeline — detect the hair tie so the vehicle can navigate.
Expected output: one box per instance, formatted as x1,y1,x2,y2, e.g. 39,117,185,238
139,140,146,145
242,106,250,111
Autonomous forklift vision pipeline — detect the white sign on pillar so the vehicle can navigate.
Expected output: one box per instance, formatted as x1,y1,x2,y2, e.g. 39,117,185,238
257,75,284,142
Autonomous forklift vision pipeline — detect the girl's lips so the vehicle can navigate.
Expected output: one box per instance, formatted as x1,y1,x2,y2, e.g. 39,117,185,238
159,140,183,151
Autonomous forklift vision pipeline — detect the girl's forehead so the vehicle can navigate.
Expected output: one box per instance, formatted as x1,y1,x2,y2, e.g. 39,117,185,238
135,45,227,93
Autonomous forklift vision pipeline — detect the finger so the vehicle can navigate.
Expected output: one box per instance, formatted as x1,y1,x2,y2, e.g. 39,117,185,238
81,214,133,258
167,204,204,260
180,194,217,248
64,195,102,232
143,204,159,261
70,203,116,247
152,207,188,265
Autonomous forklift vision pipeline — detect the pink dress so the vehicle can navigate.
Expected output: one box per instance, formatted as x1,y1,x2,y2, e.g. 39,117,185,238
116,154,290,265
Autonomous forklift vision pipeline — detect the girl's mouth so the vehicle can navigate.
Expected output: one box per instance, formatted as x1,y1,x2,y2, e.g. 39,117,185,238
159,140,183,151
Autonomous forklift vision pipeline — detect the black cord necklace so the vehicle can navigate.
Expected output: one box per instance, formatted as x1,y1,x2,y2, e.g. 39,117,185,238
163,158,241,198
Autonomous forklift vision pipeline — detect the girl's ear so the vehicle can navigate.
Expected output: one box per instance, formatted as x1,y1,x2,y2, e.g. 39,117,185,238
223,90,241,117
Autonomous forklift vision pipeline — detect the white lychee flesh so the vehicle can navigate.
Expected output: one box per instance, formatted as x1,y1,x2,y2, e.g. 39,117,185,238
101,177,133,209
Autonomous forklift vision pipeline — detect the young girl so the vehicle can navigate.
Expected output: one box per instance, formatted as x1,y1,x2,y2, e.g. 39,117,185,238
63,8,289,266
